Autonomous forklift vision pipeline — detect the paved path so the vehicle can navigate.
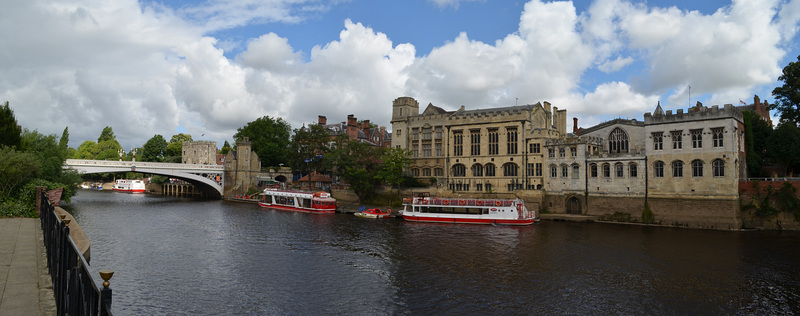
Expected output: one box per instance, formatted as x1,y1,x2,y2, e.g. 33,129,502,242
0,218,57,315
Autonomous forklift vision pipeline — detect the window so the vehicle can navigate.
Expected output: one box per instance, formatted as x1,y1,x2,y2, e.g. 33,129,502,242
602,164,611,177
692,160,703,177
504,163,518,177
435,143,442,156
422,143,431,157
550,165,558,178
470,130,481,155
654,161,664,178
572,164,580,179
712,128,724,147
548,148,555,158
412,168,420,177
615,163,624,177
530,143,541,154
590,163,598,178
561,164,568,178
653,132,663,150
423,168,431,177
485,163,496,177
672,161,683,177
713,159,725,177
507,127,518,154
472,164,483,177
435,127,443,139
559,148,566,157
453,131,463,156
412,128,419,140
609,128,629,154
452,164,466,177
434,168,444,176
691,129,703,148
570,147,577,157
535,163,542,177
671,131,682,149
629,163,638,178
423,127,432,140
488,129,499,155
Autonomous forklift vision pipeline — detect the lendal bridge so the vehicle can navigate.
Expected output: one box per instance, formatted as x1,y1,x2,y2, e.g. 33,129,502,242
65,159,224,197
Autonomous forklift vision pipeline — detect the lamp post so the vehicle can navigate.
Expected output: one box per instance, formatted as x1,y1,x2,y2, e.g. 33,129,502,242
131,148,137,162
118,148,124,161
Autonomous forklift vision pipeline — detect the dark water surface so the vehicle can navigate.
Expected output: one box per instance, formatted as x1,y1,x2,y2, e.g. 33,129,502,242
63,190,800,315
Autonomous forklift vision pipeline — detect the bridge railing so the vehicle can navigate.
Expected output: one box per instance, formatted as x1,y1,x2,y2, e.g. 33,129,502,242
66,159,223,170
40,191,114,316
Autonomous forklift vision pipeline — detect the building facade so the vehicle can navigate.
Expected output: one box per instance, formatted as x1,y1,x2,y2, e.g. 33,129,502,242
182,141,218,165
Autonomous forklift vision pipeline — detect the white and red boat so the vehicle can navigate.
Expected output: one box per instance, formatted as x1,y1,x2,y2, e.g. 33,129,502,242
354,207,392,219
400,197,535,225
112,179,146,193
259,189,336,214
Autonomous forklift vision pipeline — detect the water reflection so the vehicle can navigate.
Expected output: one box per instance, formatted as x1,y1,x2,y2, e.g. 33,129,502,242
63,190,800,315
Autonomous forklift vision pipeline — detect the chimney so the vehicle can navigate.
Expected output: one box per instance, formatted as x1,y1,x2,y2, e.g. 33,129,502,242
347,115,357,140
318,115,327,125
573,117,578,134
754,94,760,107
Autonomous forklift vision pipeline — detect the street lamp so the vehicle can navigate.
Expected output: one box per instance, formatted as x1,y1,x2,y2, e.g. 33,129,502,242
131,148,137,162
118,148,124,161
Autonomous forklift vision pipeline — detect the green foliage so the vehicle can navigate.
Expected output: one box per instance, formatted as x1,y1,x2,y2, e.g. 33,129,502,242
771,54,800,126
74,140,100,159
377,147,411,191
774,182,800,215
642,204,655,224
0,198,35,218
328,138,384,202
21,129,65,182
150,175,168,184
766,123,800,176
234,116,291,168
0,146,41,197
402,175,425,187
0,101,22,149
17,179,68,209
289,124,332,177
59,126,69,150
219,140,231,155
166,133,193,160
98,126,116,143
142,134,168,162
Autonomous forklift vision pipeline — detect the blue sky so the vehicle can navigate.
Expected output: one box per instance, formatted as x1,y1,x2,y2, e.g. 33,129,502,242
3,0,800,149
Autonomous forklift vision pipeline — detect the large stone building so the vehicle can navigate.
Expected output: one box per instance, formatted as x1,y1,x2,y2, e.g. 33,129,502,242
223,138,262,196
182,141,218,165
545,102,746,229
390,96,567,205
314,114,391,148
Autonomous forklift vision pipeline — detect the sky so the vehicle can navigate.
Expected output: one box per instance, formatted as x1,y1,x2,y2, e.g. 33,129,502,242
3,0,800,151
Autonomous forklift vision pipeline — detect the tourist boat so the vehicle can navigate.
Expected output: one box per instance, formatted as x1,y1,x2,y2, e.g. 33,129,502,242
399,197,536,225
354,206,392,219
112,179,146,193
258,189,336,214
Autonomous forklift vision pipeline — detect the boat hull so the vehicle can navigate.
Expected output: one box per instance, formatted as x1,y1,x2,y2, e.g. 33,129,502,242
401,215,534,226
112,188,145,194
258,202,335,214
355,212,391,219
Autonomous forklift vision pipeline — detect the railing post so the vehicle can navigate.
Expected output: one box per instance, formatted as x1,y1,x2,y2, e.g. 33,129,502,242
99,270,114,316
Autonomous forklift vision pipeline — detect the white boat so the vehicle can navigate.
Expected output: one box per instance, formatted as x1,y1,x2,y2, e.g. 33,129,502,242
259,189,336,214
112,179,146,193
400,197,535,225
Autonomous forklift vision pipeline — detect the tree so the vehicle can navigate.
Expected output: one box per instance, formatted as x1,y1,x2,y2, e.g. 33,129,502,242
142,134,168,162
0,146,40,198
377,147,411,194
98,126,116,143
59,126,69,150
743,111,773,177
73,141,100,159
0,101,22,148
96,139,122,160
234,116,291,168
771,55,800,126
21,129,65,182
289,124,332,189
219,140,231,155
166,133,193,161
328,138,385,202
766,122,800,176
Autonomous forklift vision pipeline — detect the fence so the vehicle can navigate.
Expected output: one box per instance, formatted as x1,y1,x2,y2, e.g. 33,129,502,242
39,191,114,316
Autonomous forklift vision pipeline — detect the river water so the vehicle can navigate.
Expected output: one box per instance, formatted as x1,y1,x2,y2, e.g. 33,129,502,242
62,190,800,315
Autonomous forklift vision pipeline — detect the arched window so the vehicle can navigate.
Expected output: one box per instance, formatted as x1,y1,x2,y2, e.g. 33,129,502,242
452,164,466,177
602,163,611,177
561,164,569,178
629,163,638,177
590,163,598,178
609,128,629,154
615,162,624,177
503,163,518,177
471,164,483,177
672,160,683,177
572,163,580,179
692,159,704,177
713,159,725,177
412,168,420,177
550,165,558,178
434,168,444,176
654,161,665,178
485,163,496,177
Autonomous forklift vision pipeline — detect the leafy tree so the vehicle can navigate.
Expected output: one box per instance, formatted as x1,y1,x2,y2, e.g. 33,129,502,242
96,139,123,160
0,101,22,148
328,138,385,202
771,55,800,126
142,134,168,162
0,146,40,197
219,140,232,155
377,147,411,194
766,122,800,176
289,124,332,189
166,133,193,161
743,111,773,177
59,126,69,151
73,141,99,159
234,116,291,168
98,126,116,143
21,129,65,182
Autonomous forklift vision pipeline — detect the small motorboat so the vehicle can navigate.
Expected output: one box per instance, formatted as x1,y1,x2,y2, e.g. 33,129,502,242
354,206,392,219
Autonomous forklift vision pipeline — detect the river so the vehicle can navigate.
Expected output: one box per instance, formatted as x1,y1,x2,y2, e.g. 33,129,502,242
62,189,800,315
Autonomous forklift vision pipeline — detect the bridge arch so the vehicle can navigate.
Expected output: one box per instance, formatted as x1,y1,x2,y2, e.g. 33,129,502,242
65,159,224,198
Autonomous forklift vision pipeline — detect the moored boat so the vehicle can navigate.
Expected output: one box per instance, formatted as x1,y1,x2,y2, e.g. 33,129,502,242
399,197,535,225
112,179,146,193
259,189,336,214
354,206,392,219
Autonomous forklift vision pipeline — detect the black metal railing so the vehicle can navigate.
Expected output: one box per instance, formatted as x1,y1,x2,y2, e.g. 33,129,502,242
40,191,114,316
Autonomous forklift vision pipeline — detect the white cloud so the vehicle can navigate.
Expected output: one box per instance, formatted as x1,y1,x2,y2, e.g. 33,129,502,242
598,56,634,73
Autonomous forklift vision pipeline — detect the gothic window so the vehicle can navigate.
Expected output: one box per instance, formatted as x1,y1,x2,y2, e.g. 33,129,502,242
453,131,463,156
712,128,724,147
470,130,481,156
485,163,496,177
412,168,420,177
713,159,725,177
572,163,580,179
654,161,664,178
561,164,568,178
472,164,484,177
652,132,663,150
615,162,624,177
503,163,519,177
691,129,703,148
590,163,598,178
672,160,683,177
452,164,466,177
692,159,703,177
602,163,610,178
570,147,577,157
550,164,558,178
629,163,638,178
530,143,541,154
559,148,565,157
422,168,431,177
488,129,499,155
506,127,518,154
434,168,444,176
548,148,555,158
609,128,629,154
672,131,683,149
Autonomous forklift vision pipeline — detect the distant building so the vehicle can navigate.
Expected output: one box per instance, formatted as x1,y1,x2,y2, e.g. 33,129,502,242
223,138,261,196
182,141,218,165
314,114,391,147
736,94,772,126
